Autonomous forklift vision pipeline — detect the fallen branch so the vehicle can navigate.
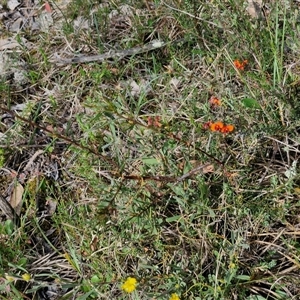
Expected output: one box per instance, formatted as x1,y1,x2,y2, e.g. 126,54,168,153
51,40,167,65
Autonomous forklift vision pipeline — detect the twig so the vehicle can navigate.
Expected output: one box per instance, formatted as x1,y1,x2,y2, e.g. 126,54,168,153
176,163,212,182
123,163,212,183
23,149,44,172
51,40,168,65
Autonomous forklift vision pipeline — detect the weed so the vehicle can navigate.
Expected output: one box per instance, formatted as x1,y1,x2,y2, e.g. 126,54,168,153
1,0,300,299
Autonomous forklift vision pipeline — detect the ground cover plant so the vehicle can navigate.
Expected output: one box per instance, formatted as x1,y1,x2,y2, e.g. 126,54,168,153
1,0,300,299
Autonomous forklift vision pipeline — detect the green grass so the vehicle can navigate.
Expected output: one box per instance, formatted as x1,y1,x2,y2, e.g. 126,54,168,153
1,0,300,299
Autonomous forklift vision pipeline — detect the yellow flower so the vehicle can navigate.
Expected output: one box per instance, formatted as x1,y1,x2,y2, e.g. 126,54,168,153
169,293,180,300
5,275,15,282
22,273,31,282
121,277,137,293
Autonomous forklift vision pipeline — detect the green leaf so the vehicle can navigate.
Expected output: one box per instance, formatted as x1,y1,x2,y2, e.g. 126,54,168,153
104,111,114,119
91,275,101,284
241,98,260,109
142,157,160,165
235,275,251,280
80,280,91,293
166,215,181,222
77,290,96,300
17,257,27,268
4,220,14,236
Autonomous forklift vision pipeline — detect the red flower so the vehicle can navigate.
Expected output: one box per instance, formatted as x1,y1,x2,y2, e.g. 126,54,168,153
203,121,212,130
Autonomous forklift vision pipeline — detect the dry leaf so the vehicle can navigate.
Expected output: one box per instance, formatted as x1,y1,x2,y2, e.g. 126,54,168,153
170,77,181,89
202,164,214,174
129,79,151,97
0,37,33,51
90,234,98,251
246,0,263,19
10,182,24,215
38,11,54,32
130,80,141,97
10,18,23,32
73,16,90,31
7,0,20,11
0,38,20,50
45,198,57,216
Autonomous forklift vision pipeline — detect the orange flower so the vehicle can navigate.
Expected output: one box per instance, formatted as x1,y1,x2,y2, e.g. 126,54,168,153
209,122,234,134
209,96,221,107
233,59,248,71
220,124,234,133
210,121,224,132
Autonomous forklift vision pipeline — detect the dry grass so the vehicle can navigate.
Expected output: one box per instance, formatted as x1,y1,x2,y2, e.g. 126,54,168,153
1,0,300,299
